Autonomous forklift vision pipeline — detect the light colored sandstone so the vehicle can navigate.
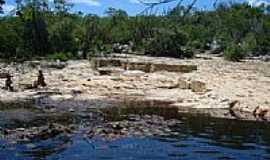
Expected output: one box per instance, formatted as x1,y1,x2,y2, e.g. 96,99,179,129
1,55,270,122
190,81,207,93
177,78,190,89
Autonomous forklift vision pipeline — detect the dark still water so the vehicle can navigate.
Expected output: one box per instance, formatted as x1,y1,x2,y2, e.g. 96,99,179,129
1,107,270,160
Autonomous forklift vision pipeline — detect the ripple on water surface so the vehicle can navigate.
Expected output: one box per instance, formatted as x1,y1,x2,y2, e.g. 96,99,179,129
1,105,270,160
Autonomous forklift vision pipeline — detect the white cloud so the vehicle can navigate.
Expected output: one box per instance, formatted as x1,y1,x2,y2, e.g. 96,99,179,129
2,4,15,13
247,0,270,7
68,0,101,6
48,0,101,6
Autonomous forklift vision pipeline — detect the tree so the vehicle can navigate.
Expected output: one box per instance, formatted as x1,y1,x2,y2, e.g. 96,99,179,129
0,0,5,13
0,17,24,60
145,28,193,58
81,15,100,58
53,0,73,15
49,17,77,54
15,0,51,57
0,0,270,61
105,7,128,25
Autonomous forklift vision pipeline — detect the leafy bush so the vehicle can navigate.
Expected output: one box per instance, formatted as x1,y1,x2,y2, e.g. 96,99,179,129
145,29,193,58
224,44,245,62
241,33,256,56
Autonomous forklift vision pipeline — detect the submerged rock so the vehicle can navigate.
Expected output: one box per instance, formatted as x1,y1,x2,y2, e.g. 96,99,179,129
87,115,182,141
3,123,73,143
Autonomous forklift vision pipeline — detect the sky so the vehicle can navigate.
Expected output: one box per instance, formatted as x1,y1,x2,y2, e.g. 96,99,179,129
2,0,270,16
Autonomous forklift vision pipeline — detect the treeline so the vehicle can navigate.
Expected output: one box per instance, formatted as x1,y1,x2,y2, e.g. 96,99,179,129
0,0,270,61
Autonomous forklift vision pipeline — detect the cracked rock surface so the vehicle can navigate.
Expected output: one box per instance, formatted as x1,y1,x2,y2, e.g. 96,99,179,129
0,54,270,121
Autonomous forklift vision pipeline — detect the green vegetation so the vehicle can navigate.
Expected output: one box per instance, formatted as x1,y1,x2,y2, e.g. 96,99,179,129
0,0,270,61
224,44,245,62
0,0,4,13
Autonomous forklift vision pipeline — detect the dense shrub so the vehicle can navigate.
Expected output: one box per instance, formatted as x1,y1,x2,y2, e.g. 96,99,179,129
0,2,270,62
145,29,193,58
224,44,245,62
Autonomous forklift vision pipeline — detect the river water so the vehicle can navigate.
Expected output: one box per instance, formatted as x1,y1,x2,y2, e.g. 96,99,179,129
0,105,270,160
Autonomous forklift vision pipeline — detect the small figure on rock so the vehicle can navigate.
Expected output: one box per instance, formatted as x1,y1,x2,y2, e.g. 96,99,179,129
33,70,47,88
5,74,14,91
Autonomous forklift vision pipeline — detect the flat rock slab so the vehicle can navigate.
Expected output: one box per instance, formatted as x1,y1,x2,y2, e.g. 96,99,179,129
1,55,270,122
91,57,197,73
98,67,125,76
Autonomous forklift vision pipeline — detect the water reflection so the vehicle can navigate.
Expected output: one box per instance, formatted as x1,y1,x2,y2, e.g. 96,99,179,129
0,104,270,160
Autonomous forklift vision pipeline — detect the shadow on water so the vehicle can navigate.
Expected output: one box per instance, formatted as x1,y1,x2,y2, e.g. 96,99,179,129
1,98,270,160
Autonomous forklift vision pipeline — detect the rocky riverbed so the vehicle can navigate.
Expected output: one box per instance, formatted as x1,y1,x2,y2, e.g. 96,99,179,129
0,54,270,121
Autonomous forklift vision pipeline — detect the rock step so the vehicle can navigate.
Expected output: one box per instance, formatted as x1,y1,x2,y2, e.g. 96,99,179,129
91,58,197,73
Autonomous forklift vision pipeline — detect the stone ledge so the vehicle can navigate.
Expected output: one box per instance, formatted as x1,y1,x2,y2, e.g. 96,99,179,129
91,57,197,73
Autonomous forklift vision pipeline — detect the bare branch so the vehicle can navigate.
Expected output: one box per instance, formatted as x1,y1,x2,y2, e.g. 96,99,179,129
138,0,178,15
138,0,198,16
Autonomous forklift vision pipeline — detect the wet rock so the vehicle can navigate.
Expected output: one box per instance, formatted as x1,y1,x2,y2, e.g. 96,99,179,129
87,115,182,141
4,123,73,142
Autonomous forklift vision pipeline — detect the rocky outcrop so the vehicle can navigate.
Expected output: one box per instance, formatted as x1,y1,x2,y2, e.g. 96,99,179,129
1,54,270,123
150,63,197,73
91,56,197,73
91,58,122,70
